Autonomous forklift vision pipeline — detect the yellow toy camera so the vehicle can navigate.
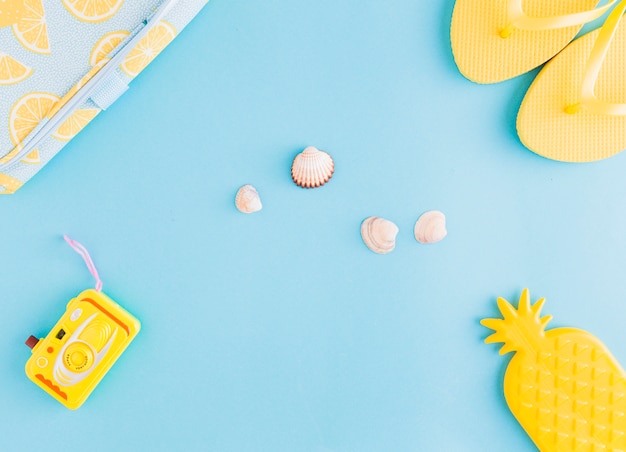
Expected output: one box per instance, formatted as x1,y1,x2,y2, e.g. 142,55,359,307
25,289,140,409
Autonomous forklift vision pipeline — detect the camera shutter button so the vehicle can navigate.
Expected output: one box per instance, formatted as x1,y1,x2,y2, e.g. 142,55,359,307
25,336,40,349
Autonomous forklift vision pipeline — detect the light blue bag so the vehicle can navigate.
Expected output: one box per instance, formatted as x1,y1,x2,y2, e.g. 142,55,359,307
0,0,208,193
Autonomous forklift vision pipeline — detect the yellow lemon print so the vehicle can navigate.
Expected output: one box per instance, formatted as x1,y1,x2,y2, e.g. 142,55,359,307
7,92,58,167
0,51,33,85
0,173,23,194
0,144,21,165
52,108,100,141
121,21,176,77
9,92,60,145
0,0,28,28
62,0,124,23
0,144,40,165
12,0,50,54
20,149,40,164
90,30,130,66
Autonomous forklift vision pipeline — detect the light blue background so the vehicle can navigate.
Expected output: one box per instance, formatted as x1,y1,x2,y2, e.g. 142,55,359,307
2,1,625,450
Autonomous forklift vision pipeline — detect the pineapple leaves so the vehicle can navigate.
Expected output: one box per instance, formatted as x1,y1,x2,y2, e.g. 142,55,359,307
481,318,502,331
496,297,516,319
540,315,553,329
531,297,546,316
481,290,552,356
518,288,531,314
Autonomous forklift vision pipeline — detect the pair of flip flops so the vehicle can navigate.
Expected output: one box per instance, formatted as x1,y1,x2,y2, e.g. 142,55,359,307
451,0,626,162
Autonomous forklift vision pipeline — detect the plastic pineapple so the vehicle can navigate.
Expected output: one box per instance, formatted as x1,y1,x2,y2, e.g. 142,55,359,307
482,289,626,451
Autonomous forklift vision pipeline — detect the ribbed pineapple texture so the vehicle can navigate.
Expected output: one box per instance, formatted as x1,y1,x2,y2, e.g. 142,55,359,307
482,289,626,451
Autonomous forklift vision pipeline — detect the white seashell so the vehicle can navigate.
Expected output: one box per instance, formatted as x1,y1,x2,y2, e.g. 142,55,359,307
361,216,399,254
414,211,447,244
291,146,334,189
235,185,262,214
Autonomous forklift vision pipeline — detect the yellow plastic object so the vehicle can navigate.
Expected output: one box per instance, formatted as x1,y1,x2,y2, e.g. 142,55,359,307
450,0,612,84
25,289,140,409
482,289,626,451
517,1,626,162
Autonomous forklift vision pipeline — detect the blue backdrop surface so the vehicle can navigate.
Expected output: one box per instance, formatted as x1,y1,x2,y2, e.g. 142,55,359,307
2,1,625,451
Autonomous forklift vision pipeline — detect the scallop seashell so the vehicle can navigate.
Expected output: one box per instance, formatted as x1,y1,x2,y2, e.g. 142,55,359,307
414,210,447,244
361,216,399,255
235,184,262,214
291,146,334,189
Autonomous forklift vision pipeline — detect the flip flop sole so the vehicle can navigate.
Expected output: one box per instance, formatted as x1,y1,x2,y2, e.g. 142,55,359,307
451,0,598,84
517,20,626,162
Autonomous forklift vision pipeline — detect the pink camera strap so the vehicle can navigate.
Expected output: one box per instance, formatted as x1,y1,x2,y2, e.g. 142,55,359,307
64,235,103,292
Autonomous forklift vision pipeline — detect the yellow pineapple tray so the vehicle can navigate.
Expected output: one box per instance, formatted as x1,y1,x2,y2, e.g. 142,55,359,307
482,289,626,451
0,0,209,194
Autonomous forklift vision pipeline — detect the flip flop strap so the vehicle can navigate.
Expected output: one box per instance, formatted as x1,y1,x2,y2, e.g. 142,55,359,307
570,0,626,115
503,0,617,36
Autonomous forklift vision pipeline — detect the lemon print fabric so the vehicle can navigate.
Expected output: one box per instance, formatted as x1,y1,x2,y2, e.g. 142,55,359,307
0,0,28,27
482,289,626,451
121,21,176,77
62,0,124,23
450,0,613,84
9,92,59,146
4,92,59,166
19,149,40,164
10,0,50,54
0,173,23,194
52,109,100,142
0,52,32,85
0,0,209,193
90,30,129,66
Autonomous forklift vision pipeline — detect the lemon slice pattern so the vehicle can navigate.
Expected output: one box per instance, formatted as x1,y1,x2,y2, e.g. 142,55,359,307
0,52,33,85
12,0,50,55
62,0,124,23
0,145,40,165
0,173,23,194
0,0,209,194
0,0,29,28
52,109,100,142
121,21,176,77
7,92,59,167
90,30,130,66
20,149,41,164
9,92,60,146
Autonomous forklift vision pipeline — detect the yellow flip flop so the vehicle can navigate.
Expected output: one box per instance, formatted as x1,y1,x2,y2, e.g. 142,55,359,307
518,1,626,162
451,0,617,84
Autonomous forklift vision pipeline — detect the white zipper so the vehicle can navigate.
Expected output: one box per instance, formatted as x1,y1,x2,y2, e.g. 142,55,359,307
0,0,179,171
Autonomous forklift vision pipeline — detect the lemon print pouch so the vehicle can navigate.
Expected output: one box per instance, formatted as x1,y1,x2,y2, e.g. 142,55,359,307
0,0,208,194
25,236,140,409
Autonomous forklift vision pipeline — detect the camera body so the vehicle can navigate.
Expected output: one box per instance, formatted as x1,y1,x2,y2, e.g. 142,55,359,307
25,289,140,409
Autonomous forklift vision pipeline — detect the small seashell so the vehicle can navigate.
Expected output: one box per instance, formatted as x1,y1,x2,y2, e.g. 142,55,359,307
235,184,262,214
291,146,334,189
361,216,399,254
414,210,447,244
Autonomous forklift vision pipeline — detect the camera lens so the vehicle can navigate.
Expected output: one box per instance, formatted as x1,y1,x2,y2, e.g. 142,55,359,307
63,343,94,372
